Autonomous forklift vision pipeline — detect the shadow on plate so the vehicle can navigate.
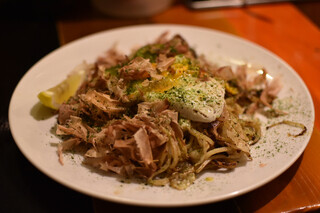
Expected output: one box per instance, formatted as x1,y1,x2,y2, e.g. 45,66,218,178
30,102,56,121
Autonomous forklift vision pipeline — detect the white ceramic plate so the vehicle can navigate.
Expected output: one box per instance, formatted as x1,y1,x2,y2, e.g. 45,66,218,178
9,24,314,207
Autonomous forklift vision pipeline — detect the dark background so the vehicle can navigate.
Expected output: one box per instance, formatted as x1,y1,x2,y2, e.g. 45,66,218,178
1,0,319,212
0,1,94,212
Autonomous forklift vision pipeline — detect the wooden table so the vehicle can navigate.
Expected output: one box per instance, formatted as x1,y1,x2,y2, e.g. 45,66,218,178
55,1,320,212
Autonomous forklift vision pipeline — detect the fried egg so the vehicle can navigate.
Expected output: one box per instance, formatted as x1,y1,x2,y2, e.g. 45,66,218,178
146,76,225,123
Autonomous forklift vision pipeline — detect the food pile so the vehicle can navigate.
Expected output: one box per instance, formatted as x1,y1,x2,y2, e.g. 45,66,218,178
42,33,284,189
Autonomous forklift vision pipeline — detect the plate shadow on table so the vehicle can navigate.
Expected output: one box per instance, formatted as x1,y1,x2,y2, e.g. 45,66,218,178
92,196,239,213
234,152,304,212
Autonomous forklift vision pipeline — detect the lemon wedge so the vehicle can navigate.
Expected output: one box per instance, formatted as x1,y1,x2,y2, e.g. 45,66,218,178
37,66,86,110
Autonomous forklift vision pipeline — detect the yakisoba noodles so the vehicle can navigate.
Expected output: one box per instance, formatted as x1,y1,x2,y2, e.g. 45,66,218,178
55,33,283,190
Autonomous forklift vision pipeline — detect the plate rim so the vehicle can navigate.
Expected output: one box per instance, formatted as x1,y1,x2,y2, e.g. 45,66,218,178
8,23,315,207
